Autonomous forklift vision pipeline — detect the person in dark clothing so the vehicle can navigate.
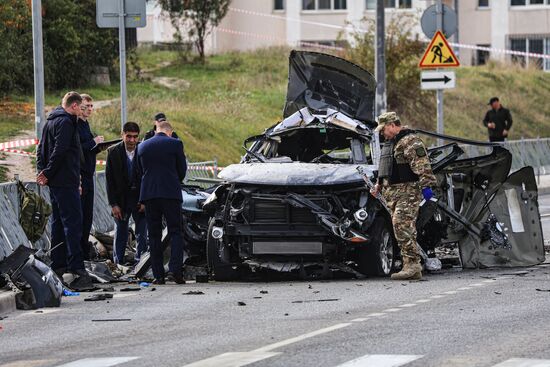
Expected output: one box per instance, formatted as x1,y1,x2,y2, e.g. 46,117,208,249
483,97,513,142
37,91,94,291
77,94,104,260
135,121,187,284
105,122,147,264
143,112,179,141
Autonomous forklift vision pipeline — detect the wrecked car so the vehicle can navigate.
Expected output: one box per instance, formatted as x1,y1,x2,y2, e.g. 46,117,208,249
189,51,545,280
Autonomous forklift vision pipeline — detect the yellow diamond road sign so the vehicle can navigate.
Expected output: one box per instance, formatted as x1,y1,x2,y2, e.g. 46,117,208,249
419,31,460,69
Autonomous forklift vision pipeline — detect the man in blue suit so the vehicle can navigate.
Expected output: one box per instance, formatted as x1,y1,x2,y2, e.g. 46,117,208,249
135,121,187,284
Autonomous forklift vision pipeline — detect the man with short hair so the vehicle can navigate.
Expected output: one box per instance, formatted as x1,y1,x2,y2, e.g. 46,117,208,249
143,112,179,141
483,97,513,142
136,121,187,284
372,112,438,281
77,94,104,260
106,122,147,264
37,91,94,291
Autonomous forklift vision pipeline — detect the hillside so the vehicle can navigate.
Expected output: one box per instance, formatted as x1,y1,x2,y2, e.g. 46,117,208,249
1,48,549,175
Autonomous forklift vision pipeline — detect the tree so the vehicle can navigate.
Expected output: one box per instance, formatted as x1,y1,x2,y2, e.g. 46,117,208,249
158,0,231,63
343,14,436,130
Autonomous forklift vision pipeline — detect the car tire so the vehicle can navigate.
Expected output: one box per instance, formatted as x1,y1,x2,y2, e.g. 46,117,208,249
357,217,395,277
206,219,239,281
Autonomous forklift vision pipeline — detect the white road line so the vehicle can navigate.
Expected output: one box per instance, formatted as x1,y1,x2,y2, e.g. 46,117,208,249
483,279,498,283
430,295,446,299
367,313,387,317
456,287,471,291
398,304,417,308
112,293,139,299
470,283,485,287
336,354,423,367
182,352,280,367
383,308,402,312
443,291,458,294
253,323,352,352
351,318,369,322
415,299,431,303
55,357,139,367
490,358,550,367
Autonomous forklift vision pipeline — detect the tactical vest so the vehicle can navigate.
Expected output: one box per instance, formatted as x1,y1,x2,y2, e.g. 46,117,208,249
378,129,420,185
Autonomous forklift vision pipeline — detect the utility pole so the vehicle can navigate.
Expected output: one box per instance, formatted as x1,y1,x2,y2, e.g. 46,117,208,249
436,0,444,146
31,0,45,142
118,0,127,129
375,0,386,117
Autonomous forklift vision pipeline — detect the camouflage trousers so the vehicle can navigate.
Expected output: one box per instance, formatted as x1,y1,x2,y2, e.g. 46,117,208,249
383,183,422,263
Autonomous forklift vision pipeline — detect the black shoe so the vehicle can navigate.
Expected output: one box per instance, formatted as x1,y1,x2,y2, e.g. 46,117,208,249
53,267,66,280
166,272,185,284
69,270,95,291
152,278,165,285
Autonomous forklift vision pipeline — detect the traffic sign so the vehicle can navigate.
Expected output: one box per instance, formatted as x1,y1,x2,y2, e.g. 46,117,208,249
419,31,460,69
96,0,146,28
420,4,457,39
420,71,456,90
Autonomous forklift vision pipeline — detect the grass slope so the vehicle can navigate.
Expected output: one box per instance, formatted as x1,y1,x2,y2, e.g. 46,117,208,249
1,48,549,170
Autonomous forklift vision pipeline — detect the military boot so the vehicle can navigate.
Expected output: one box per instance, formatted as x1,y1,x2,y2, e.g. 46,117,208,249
391,258,422,280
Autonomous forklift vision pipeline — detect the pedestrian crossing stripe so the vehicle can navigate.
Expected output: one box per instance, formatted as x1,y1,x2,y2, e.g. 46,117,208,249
419,30,460,69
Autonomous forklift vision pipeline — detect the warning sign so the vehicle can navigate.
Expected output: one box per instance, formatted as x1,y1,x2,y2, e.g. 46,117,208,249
419,31,460,68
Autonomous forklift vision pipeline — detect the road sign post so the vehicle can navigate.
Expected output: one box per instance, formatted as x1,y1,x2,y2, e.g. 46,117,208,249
31,0,45,145
96,0,146,129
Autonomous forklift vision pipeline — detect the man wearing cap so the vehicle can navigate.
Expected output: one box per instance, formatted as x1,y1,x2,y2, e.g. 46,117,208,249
371,112,438,280
143,113,180,141
483,97,513,142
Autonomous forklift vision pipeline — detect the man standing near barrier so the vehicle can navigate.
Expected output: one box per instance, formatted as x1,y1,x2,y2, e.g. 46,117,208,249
106,122,148,265
483,97,513,142
77,94,104,260
136,121,187,284
37,91,94,291
371,112,438,281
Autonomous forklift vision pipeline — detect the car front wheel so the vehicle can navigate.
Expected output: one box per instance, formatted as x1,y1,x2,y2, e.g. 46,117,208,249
357,217,395,276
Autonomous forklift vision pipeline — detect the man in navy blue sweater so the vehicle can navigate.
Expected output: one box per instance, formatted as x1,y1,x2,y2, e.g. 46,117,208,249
77,94,104,260
135,121,187,284
37,91,94,291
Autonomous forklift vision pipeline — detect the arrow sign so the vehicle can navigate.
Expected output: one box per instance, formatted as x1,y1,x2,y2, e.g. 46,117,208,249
420,71,456,90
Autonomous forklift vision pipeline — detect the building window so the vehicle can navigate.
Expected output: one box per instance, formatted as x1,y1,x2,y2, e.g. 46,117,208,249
511,0,550,5
476,45,490,65
302,0,348,10
478,0,489,7
509,36,550,70
274,0,284,10
366,0,412,9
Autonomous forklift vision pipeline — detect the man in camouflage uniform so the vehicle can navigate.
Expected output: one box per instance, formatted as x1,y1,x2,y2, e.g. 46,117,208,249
372,112,438,280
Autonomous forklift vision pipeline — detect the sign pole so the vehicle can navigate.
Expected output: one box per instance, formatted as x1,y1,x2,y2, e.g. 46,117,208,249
436,0,444,146
31,0,45,145
375,0,387,116
118,0,127,129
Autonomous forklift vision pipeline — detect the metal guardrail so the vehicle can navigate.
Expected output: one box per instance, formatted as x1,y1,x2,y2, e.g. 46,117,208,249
184,160,221,188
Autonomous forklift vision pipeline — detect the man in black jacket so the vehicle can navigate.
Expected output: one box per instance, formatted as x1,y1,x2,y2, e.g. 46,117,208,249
143,112,179,141
483,97,513,142
105,122,147,264
136,121,187,284
77,94,104,260
37,91,94,291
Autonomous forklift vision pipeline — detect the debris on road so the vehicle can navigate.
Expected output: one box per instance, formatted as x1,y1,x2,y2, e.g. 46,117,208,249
535,288,550,292
260,290,268,294
182,291,205,295
238,301,247,306
84,294,113,302
91,319,132,322
120,287,141,292
292,299,340,303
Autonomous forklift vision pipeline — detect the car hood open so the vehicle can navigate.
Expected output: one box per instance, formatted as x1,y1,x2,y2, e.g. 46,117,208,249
283,50,377,125
218,163,376,186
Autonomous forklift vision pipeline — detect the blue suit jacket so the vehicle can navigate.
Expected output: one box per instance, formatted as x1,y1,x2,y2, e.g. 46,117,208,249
135,133,187,202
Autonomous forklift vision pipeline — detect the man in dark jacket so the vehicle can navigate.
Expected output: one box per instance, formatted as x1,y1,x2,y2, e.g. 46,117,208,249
135,121,187,284
37,91,94,291
483,97,513,142
105,122,147,264
143,112,179,141
77,94,104,260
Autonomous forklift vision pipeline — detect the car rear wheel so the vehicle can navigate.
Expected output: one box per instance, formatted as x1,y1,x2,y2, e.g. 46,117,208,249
206,219,239,281
357,217,395,276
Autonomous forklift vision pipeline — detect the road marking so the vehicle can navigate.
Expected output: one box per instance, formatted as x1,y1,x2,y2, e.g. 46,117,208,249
182,352,280,367
112,293,139,299
367,312,386,317
490,358,550,367
336,354,423,367
470,283,485,287
415,299,431,303
55,357,139,367
398,303,417,308
383,308,402,313
430,295,446,299
253,323,352,352
351,318,369,322
483,279,498,283
456,287,471,291
443,291,458,294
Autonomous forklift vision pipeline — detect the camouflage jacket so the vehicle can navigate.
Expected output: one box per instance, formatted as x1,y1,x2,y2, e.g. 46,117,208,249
392,130,437,189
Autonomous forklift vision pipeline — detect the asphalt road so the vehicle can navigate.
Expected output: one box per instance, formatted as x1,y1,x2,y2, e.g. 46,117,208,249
0,197,549,367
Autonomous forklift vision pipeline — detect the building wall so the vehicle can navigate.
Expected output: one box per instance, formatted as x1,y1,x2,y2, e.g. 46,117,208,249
458,0,492,66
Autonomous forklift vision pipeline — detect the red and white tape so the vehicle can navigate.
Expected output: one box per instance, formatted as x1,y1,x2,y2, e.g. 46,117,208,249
0,138,38,150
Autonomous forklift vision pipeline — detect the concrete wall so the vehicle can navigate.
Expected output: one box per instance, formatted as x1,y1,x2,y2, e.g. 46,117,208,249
509,7,550,35
459,0,492,66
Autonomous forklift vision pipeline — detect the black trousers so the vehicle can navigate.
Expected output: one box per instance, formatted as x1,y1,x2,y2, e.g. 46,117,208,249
80,185,94,260
489,136,505,142
145,198,184,279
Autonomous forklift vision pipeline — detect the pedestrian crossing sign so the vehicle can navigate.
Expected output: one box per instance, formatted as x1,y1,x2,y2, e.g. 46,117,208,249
419,31,460,68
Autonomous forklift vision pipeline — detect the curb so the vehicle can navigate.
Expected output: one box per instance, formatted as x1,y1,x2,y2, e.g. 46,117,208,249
0,289,17,316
